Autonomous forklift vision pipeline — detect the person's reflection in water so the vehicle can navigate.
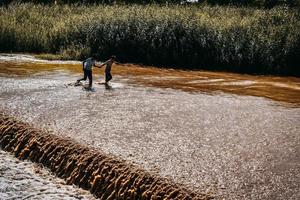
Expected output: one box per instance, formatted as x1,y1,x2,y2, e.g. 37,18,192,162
105,83,112,90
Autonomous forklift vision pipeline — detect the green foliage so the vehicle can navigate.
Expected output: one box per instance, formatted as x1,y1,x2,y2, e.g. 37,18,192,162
0,3,299,75
1,0,187,5
2,0,300,8
201,0,299,7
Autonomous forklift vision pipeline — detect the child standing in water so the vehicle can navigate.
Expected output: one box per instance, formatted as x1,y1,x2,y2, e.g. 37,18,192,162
76,56,99,89
98,55,117,84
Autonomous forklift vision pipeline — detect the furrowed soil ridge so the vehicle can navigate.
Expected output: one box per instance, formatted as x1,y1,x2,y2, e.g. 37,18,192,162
0,113,211,200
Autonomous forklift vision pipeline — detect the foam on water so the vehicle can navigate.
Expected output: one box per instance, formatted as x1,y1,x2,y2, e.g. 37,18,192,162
0,54,80,65
0,150,96,200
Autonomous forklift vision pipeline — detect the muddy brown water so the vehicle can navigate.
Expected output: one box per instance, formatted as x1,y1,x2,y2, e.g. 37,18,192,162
0,54,300,199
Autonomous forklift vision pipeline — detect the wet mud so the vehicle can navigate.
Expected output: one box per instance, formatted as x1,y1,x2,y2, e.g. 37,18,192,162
0,114,209,200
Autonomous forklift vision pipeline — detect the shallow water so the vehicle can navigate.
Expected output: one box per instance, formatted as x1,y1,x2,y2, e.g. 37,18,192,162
0,150,96,200
1,54,300,199
1,53,300,105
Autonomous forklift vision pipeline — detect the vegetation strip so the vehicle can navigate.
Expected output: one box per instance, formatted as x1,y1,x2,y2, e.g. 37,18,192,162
0,3,299,75
0,113,211,200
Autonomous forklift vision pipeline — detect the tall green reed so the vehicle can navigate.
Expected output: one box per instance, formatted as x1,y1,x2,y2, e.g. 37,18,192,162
0,3,299,75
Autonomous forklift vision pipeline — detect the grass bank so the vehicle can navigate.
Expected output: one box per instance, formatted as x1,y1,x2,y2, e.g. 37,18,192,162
0,3,299,75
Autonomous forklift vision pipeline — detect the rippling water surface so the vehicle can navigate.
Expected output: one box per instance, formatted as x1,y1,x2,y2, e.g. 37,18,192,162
1,54,300,199
0,150,95,200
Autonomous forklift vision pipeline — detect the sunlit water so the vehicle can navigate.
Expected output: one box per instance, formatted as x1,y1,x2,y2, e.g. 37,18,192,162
0,150,96,200
1,54,300,199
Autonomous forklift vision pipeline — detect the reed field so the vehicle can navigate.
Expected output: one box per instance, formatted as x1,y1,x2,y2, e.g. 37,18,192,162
0,3,299,75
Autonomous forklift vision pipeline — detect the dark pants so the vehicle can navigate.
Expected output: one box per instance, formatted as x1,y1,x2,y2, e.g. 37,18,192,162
77,69,92,87
105,72,112,83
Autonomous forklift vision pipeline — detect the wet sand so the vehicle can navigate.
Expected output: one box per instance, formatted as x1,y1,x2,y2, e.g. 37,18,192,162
0,150,96,200
0,54,300,199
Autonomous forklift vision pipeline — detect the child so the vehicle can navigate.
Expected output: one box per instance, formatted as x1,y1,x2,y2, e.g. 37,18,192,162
98,55,117,84
76,56,99,88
